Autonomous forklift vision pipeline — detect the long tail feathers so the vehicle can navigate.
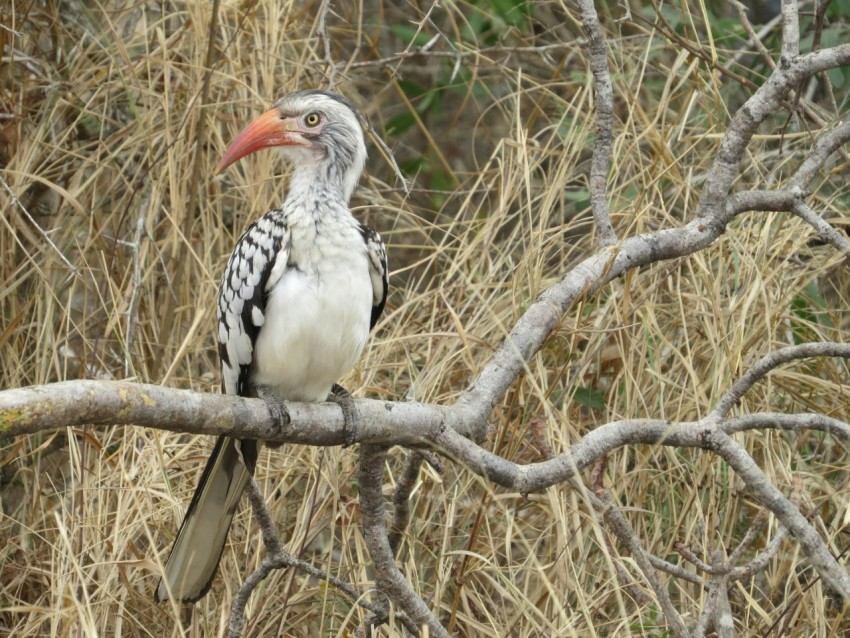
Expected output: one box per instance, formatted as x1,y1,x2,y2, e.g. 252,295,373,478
155,436,257,603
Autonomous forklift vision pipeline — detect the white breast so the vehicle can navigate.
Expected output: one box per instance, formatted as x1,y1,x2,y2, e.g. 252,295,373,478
250,248,372,403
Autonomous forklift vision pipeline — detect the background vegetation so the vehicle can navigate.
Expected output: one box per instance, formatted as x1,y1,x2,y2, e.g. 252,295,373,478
1,0,848,635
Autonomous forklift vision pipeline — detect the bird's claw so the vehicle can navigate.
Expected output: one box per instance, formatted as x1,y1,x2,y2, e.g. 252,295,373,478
329,383,358,447
256,385,291,445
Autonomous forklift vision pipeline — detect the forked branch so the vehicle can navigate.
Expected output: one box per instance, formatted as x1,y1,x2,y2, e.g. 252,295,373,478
3,2,850,635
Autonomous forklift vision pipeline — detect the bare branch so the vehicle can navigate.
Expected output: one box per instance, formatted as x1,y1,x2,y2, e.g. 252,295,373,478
387,1,441,81
646,554,704,586
725,188,849,255
727,509,769,565
593,490,690,636
780,0,800,61
5,367,849,496
790,200,850,256
790,118,850,191
675,542,721,575
317,0,338,89
185,0,222,221
696,43,850,222
0,380,451,445
228,479,412,637
711,342,850,420
245,478,283,555
709,552,735,638
701,429,850,598
728,525,789,582
358,445,447,637
730,1,777,70
576,0,617,246
125,206,148,377
388,451,442,557
344,43,576,71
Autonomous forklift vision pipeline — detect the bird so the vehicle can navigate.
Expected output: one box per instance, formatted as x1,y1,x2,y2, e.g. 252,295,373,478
155,90,388,603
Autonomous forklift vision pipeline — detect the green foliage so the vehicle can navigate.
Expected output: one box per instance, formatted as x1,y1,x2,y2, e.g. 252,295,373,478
571,386,606,410
790,283,832,344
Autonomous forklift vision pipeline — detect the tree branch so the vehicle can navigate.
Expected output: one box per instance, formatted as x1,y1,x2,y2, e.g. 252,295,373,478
8,335,848,611
780,0,800,62
700,429,850,598
576,0,617,247
358,445,447,637
593,489,689,636
696,43,850,223
711,342,850,420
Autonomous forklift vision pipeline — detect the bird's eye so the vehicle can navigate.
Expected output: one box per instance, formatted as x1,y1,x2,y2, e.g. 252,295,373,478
304,112,321,127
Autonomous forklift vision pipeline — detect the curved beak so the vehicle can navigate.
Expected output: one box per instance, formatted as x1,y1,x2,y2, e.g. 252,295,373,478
215,109,302,174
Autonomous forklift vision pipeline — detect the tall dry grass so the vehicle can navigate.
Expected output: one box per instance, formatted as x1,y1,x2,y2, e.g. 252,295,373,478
1,1,848,636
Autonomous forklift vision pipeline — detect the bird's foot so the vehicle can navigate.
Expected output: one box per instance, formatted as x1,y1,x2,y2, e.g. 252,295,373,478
256,384,290,447
329,383,358,447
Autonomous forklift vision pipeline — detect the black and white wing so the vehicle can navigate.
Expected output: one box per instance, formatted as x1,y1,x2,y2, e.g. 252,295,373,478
155,212,290,603
217,211,291,396
360,222,388,330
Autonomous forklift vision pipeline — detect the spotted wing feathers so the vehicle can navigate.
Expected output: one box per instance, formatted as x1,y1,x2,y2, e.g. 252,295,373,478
359,223,388,330
217,212,290,396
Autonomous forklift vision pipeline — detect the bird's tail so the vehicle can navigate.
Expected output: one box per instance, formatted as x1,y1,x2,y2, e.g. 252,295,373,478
155,436,257,603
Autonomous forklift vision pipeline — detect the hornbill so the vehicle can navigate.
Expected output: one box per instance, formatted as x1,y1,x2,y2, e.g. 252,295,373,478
155,90,388,603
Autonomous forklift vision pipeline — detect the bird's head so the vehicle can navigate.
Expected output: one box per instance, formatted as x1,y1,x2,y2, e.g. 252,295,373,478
216,90,367,201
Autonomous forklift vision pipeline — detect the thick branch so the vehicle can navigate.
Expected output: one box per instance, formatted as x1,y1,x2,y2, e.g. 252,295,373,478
700,429,850,598
0,380,450,446
4,358,850,607
5,377,849,497
696,43,850,222
780,0,800,62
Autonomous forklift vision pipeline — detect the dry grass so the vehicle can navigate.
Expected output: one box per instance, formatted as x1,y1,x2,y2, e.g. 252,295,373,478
2,1,849,636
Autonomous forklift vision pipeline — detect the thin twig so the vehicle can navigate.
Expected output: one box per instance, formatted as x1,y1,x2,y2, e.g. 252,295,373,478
592,489,690,637
366,125,411,195
728,525,789,581
317,0,338,89
245,478,283,555
388,450,442,557
812,0,839,112
0,173,81,278
789,199,850,257
727,509,769,565
730,1,777,70
711,342,850,420
646,554,703,586
345,42,577,70
388,1,441,81
723,412,850,439
0,23,23,36
124,204,148,377
359,445,447,637
675,542,722,575
789,118,850,191
185,0,222,220
228,479,390,637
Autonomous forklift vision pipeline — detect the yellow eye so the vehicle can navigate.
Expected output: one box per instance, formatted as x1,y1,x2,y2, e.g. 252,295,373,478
304,112,321,127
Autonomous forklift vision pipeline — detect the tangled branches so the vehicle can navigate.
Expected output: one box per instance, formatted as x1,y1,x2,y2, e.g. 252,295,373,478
2,1,849,636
